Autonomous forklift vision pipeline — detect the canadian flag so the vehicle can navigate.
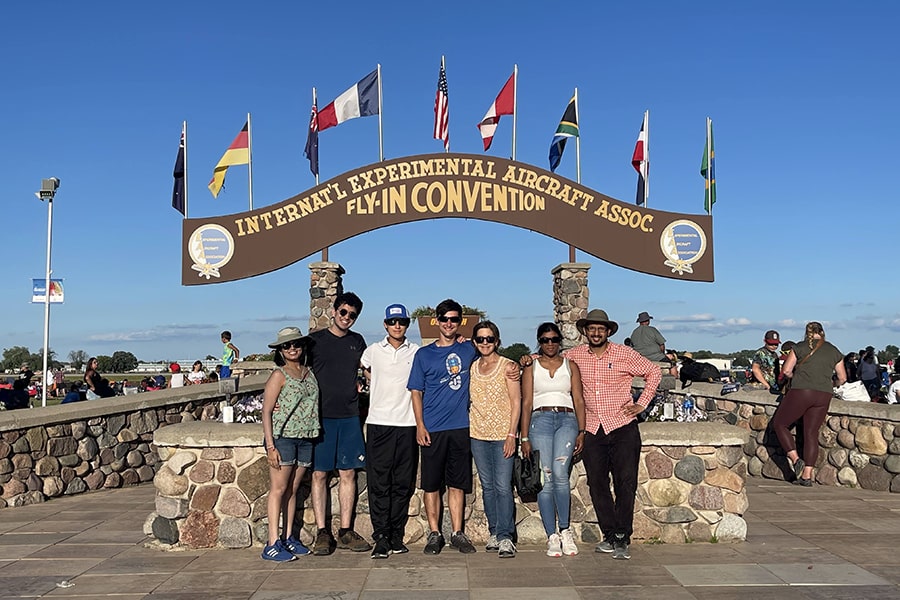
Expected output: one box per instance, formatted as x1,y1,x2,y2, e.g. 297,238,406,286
477,72,515,151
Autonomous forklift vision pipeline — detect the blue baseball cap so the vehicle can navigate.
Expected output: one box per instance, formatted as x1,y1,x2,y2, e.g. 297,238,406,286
384,304,409,320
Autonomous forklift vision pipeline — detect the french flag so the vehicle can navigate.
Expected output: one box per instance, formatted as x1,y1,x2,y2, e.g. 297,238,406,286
317,69,380,131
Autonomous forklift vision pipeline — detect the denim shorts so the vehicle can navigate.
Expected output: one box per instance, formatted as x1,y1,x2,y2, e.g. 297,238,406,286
312,417,366,472
271,437,314,467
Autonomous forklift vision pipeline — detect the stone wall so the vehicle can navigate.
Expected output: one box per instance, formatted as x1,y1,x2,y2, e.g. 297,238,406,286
150,421,749,550
664,383,900,492
0,375,267,509
551,262,590,349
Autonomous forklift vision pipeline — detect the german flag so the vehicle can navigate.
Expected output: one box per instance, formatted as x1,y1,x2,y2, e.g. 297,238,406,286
208,122,249,198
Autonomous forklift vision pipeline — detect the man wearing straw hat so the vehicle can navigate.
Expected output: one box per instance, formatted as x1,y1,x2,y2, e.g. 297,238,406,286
566,309,661,560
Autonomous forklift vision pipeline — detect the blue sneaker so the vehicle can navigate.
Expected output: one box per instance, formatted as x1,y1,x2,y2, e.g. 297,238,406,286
281,535,311,556
261,541,297,562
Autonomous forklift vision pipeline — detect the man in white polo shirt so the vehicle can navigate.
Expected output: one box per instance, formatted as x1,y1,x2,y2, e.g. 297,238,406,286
361,303,420,559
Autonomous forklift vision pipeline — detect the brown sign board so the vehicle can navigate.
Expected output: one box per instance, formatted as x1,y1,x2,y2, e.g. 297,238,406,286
182,153,713,285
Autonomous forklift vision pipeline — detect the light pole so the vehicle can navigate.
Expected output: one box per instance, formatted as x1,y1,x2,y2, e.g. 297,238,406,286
36,177,59,408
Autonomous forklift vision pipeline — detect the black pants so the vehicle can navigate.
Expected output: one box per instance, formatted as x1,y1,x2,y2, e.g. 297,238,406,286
581,420,642,543
365,424,418,542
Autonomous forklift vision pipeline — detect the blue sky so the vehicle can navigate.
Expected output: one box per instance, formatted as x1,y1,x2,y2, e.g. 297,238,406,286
3,1,898,364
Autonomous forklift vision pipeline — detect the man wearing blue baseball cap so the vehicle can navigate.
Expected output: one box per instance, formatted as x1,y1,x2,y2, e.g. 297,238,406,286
361,303,420,559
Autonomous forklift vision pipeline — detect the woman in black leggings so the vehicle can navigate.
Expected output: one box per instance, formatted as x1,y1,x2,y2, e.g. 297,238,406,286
773,322,846,486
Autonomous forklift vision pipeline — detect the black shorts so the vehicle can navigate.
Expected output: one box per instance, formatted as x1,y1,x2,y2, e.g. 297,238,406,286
420,427,472,493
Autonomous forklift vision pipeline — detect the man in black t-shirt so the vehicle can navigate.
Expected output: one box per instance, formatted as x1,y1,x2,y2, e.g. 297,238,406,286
308,292,371,555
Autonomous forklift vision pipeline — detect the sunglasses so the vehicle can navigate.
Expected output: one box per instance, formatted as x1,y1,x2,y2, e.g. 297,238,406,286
385,318,410,326
474,335,496,344
437,315,462,323
280,340,304,350
538,336,562,344
338,308,359,320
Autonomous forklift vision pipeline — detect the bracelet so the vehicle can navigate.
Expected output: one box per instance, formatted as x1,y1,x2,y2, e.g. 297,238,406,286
521,437,530,442
507,433,518,438
579,430,588,435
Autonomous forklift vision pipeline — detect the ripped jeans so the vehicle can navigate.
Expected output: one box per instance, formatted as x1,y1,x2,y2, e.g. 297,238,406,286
529,410,578,536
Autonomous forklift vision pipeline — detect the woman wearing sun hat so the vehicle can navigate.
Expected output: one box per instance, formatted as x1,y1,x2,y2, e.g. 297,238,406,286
260,327,320,562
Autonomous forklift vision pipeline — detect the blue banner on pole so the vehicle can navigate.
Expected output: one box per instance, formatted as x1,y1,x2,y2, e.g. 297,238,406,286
32,279,64,304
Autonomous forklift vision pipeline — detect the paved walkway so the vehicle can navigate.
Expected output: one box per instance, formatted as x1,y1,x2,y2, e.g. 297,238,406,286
2,479,900,599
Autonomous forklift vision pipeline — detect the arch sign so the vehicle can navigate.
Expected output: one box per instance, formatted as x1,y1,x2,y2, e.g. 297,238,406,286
182,153,713,285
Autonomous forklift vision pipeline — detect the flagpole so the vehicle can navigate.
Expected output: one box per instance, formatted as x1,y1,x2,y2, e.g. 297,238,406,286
442,55,449,154
183,120,189,219
644,110,650,208
570,87,579,263
247,112,254,211
313,87,319,187
377,63,384,162
511,64,518,161
706,116,712,215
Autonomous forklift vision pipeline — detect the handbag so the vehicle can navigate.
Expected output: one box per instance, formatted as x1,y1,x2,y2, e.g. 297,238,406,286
782,338,823,395
834,380,870,402
512,449,542,501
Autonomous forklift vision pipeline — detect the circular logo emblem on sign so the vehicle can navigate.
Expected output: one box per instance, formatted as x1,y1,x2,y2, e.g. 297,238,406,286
659,219,707,275
188,224,235,279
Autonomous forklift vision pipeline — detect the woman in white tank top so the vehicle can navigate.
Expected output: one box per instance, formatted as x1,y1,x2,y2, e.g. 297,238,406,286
520,322,586,558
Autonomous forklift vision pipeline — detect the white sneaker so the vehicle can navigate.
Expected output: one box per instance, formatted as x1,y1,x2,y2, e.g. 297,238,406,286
546,533,562,557
560,528,579,556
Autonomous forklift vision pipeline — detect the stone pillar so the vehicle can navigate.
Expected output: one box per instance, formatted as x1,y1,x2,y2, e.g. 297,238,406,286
308,262,344,333
552,263,591,349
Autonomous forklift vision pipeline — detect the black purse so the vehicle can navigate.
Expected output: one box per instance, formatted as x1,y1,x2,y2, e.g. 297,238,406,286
512,450,542,501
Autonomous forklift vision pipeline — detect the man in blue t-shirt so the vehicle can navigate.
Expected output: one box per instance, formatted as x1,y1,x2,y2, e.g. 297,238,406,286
408,298,478,555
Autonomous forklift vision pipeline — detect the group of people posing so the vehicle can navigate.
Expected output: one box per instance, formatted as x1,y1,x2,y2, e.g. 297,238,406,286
259,294,662,563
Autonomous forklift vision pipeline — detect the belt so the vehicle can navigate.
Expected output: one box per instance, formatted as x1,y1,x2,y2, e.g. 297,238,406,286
534,406,574,413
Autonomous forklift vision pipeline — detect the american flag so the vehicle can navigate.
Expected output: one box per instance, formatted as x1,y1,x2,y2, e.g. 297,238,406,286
433,59,449,150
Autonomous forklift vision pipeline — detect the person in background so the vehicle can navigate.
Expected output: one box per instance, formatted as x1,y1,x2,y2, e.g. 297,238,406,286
628,311,667,362
858,347,880,399
53,368,65,398
61,382,83,404
220,330,240,379
260,327,319,562
208,370,219,383
888,373,900,405
169,363,185,388
520,322,586,558
84,358,114,399
843,352,860,383
773,322,845,486
468,321,521,558
749,330,781,392
187,360,207,385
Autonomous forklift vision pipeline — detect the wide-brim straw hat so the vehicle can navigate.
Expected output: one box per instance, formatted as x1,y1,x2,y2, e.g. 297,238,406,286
267,326,311,349
575,309,619,336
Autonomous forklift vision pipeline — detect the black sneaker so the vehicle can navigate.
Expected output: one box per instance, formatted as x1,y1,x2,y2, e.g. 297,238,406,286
450,531,476,554
793,477,813,487
389,537,409,554
370,537,391,559
313,529,336,556
612,535,630,560
792,458,806,480
424,531,445,555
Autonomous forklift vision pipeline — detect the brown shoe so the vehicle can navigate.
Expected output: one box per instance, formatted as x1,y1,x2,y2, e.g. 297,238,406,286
313,529,336,556
337,529,372,552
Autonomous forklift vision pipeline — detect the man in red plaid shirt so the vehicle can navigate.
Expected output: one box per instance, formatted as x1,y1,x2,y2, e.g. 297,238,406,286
565,309,661,560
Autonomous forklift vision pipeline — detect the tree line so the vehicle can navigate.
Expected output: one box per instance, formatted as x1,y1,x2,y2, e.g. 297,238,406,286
1,347,139,373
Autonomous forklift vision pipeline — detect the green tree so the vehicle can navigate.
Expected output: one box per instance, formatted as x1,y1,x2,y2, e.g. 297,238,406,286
110,351,138,373
877,345,899,365
68,350,88,371
96,355,113,372
2,346,34,372
205,354,216,361
498,343,531,363
728,349,756,368
693,350,714,360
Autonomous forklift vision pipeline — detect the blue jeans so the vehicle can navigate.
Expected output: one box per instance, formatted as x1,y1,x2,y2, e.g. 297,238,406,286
470,439,515,541
529,411,578,536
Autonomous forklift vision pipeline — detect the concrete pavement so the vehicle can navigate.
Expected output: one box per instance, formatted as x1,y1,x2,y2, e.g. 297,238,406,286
1,478,899,599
